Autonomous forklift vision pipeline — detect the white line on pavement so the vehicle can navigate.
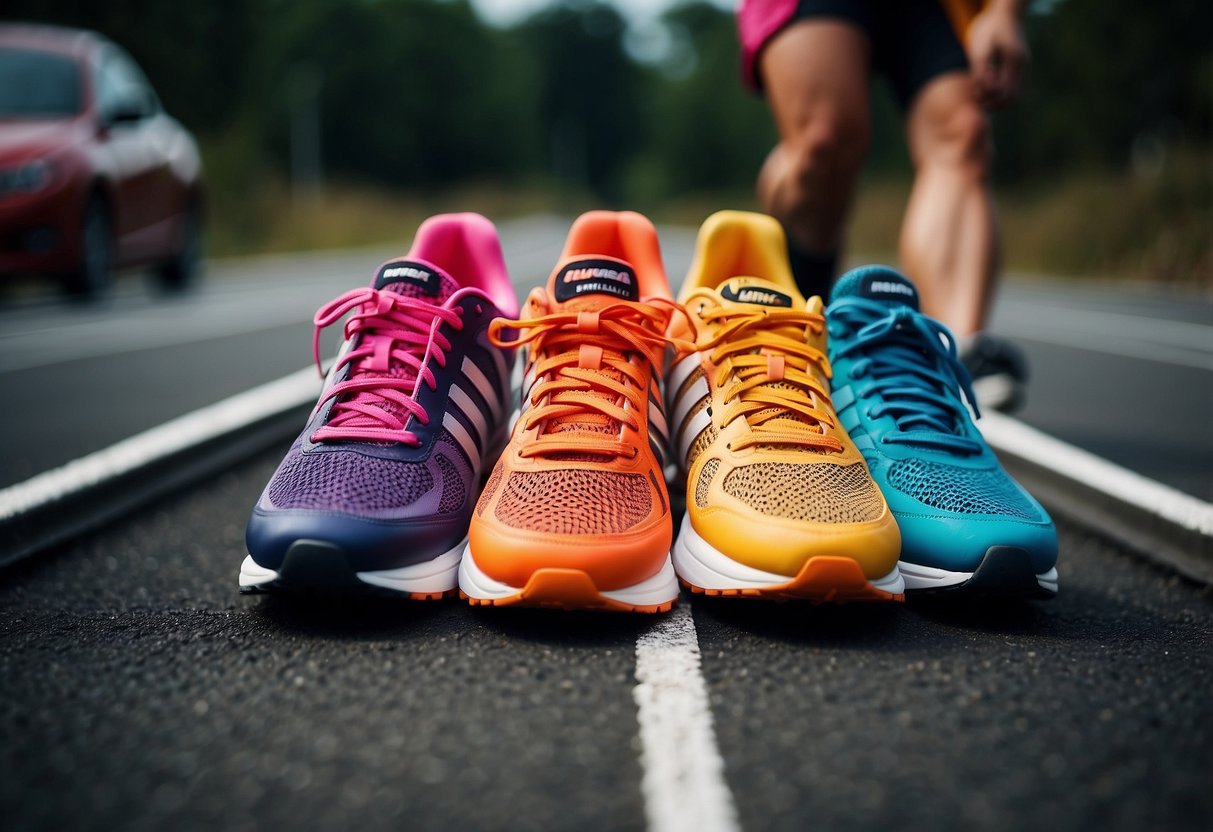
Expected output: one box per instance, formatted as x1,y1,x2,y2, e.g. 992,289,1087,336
0,365,318,521
634,603,740,832
979,410,1213,536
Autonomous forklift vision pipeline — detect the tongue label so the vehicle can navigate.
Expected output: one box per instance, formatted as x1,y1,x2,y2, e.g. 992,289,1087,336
861,275,917,302
721,283,793,307
375,260,442,295
554,259,639,302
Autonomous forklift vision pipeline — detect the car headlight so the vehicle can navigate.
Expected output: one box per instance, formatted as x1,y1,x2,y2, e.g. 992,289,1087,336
0,160,54,196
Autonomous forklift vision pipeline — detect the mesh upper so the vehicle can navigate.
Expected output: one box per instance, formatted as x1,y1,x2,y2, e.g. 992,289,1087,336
495,469,651,534
886,458,1041,520
686,419,718,471
267,445,433,513
477,462,503,516
695,458,720,509
436,452,467,514
721,462,885,523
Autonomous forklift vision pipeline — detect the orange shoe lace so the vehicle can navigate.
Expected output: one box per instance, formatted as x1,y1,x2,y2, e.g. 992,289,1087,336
691,305,842,453
490,296,677,460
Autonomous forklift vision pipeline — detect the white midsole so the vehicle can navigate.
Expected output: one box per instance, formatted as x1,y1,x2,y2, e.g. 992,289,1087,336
672,514,905,594
356,541,464,593
459,544,680,606
899,560,1059,593
238,539,464,593
239,555,278,587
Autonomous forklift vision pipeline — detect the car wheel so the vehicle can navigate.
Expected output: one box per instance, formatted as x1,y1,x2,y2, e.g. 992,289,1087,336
156,202,201,292
64,194,114,299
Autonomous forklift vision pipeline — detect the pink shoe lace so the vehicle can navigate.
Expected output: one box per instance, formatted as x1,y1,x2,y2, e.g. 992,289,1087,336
309,287,465,445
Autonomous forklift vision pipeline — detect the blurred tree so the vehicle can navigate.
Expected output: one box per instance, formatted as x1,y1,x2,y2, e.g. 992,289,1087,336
518,0,644,203
994,0,1212,178
633,1,775,201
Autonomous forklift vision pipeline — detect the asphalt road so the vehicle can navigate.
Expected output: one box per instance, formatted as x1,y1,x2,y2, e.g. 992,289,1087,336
1,216,1209,498
1,445,1209,832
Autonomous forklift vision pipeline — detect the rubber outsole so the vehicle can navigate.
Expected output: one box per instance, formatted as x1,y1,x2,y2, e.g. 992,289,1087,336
900,546,1058,599
459,549,679,613
680,555,905,604
239,540,458,601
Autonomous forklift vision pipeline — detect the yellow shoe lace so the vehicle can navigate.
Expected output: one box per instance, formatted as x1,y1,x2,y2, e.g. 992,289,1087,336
691,305,842,453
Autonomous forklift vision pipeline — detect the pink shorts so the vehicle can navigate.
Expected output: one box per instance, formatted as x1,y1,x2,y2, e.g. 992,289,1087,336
737,0,801,92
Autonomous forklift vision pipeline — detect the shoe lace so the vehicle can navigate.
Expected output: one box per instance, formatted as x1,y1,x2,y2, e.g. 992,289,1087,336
490,295,677,460
308,286,465,445
828,297,981,454
689,305,842,453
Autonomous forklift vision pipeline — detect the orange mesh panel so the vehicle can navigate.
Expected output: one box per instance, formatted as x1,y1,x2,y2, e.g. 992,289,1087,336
496,469,651,534
476,462,503,516
722,462,885,523
695,458,721,509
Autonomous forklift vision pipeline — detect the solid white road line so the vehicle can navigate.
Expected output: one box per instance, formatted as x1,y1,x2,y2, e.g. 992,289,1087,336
979,410,1213,537
633,604,740,832
0,365,318,521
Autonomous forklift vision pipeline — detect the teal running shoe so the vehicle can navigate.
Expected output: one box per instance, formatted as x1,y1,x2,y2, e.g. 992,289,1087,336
826,266,1058,598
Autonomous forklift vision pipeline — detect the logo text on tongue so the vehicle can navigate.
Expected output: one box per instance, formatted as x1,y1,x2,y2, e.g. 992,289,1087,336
554,259,639,302
721,283,793,307
375,261,442,294
867,279,915,298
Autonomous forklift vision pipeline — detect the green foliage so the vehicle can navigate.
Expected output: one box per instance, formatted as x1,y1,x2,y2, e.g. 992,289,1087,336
5,0,1207,280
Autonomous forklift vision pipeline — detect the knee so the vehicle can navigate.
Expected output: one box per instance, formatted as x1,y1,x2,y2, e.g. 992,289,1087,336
933,104,992,173
786,116,869,190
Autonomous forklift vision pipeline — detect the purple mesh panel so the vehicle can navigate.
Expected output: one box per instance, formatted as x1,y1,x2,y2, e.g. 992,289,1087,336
435,432,472,513
267,445,433,512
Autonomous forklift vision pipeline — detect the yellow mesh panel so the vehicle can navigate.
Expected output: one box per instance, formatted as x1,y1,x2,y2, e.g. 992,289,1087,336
721,462,885,523
695,458,721,509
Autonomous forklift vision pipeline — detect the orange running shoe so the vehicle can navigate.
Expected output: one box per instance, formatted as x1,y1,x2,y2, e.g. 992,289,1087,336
459,211,680,612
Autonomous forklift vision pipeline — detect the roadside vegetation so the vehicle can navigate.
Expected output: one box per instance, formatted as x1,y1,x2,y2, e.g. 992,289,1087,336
12,0,1210,286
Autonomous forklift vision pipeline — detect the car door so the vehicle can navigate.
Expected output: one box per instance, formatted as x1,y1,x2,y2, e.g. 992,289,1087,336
94,47,173,263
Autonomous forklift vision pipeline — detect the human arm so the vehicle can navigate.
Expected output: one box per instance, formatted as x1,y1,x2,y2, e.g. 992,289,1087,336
966,0,1029,109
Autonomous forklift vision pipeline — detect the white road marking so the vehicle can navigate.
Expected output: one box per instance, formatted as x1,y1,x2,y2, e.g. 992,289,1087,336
979,410,1213,536
0,365,318,521
633,604,740,832
995,302,1213,370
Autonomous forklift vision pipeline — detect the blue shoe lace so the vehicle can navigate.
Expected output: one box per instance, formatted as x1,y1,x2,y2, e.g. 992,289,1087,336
829,298,982,455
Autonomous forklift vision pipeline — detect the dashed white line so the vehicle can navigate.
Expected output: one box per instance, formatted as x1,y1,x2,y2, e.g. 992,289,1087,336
634,603,740,832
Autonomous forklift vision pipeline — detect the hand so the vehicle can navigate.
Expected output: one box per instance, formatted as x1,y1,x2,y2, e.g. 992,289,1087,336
966,3,1028,109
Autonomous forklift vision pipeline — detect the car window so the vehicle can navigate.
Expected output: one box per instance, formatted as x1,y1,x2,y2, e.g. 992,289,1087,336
96,47,159,121
0,47,82,117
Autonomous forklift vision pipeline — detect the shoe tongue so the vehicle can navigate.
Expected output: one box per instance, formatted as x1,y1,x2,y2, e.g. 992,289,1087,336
831,266,919,310
718,276,800,309
550,256,640,309
372,257,460,304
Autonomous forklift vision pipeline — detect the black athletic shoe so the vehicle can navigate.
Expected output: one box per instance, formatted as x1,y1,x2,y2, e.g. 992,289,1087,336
960,332,1028,413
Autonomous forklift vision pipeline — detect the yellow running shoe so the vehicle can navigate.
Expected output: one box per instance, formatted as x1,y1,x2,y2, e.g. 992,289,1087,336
459,211,681,612
666,210,903,602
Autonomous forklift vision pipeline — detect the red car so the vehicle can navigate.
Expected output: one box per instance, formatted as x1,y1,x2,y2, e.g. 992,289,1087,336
0,24,203,297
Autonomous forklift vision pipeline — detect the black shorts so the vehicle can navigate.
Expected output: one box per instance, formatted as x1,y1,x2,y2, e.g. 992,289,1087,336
793,0,970,108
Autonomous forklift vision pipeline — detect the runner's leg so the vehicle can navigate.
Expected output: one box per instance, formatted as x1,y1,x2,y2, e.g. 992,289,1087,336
757,19,872,300
900,71,996,336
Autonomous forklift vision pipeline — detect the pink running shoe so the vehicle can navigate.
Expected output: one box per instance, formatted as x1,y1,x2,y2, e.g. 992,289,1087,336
240,213,518,598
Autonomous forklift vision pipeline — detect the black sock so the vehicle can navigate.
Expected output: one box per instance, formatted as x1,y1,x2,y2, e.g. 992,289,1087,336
785,239,837,302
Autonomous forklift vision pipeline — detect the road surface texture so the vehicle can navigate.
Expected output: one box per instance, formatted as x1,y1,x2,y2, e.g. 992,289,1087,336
1,445,1209,831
